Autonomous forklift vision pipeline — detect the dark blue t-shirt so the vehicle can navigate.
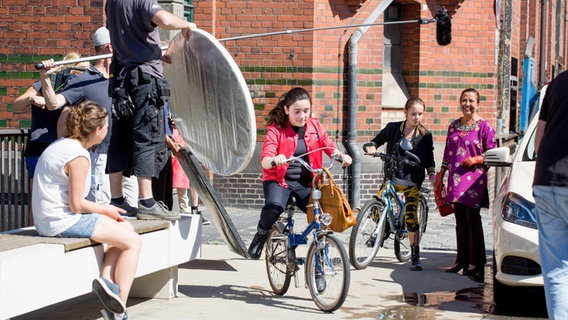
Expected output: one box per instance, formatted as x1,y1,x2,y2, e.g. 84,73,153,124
60,66,112,153
26,81,62,149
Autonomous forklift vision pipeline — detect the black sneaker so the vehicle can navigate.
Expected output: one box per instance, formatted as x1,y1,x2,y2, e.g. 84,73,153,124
193,210,211,225
200,215,211,225
365,235,376,248
137,201,180,221
248,232,269,260
110,201,137,218
410,258,423,271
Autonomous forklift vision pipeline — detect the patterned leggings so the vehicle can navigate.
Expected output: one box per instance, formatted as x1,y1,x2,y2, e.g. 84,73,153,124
392,184,421,232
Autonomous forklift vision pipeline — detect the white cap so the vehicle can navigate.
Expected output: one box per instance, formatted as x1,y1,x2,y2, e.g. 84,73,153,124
93,27,110,46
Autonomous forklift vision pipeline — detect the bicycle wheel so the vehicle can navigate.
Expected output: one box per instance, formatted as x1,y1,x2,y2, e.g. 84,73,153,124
305,234,350,312
265,227,292,295
349,198,387,269
394,218,411,262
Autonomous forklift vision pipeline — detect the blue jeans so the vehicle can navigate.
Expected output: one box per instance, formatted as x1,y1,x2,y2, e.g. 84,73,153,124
533,185,568,320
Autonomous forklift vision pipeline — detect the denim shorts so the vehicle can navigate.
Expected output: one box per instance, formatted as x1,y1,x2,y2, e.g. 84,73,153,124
58,214,101,238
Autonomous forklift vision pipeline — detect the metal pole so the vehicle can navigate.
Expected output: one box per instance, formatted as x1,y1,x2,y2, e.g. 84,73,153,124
35,19,433,69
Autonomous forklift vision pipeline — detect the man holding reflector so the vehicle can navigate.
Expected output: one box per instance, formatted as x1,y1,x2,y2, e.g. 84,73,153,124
105,0,197,221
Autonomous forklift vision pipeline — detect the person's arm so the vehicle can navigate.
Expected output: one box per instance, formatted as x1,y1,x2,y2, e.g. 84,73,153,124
38,59,68,110
534,120,546,154
423,134,436,185
154,10,198,63
261,127,285,169
66,156,124,221
152,10,196,38
366,122,394,154
13,86,41,112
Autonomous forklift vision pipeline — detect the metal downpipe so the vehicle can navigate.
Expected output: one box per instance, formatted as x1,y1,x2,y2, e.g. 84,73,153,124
347,0,392,209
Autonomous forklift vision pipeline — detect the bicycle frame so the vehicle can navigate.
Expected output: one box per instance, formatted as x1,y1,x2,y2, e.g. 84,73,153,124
378,179,407,238
276,167,331,263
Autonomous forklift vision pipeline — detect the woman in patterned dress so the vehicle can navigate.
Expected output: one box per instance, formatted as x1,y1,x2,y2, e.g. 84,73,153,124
434,88,496,282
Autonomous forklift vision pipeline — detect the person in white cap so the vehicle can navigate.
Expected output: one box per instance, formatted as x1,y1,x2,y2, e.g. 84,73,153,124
38,27,139,215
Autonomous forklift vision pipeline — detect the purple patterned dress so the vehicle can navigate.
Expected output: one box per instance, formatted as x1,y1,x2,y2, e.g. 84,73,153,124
442,118,496,208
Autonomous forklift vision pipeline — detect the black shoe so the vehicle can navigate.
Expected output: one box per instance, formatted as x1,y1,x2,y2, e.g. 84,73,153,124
193,210,211,225
410,260,422,271
110,201,138,218
365,235,376,248
201,216,211,225
315,274,326,293
248,232,269,260
467,266,485,283
410,246,422,271
445,264,467,273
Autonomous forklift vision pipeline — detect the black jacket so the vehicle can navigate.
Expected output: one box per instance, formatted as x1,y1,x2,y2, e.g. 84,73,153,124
370,121,436,186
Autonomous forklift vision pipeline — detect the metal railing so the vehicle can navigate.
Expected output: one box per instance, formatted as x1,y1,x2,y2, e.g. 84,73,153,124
0,129,30,232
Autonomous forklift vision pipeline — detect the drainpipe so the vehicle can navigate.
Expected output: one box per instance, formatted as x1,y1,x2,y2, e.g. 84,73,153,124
347,0,393,209
539,0,546,85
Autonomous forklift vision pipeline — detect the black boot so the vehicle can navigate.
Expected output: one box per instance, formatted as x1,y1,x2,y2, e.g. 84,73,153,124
410,245,422,271
248,232,269,260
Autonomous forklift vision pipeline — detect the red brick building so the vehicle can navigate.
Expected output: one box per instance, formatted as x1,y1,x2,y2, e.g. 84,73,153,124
0,0,566,208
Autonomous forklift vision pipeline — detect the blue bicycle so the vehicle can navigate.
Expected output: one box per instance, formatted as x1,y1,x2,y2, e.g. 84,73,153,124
264,154,350,312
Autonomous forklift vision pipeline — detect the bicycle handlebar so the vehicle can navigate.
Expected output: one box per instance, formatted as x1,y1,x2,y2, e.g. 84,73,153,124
365,151,421,167
283,153,341,173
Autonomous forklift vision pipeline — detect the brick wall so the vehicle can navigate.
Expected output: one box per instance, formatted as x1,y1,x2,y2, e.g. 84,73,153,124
0,0,566,209
0,2,104,128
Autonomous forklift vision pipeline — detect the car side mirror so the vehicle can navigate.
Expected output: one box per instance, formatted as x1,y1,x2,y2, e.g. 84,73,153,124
484,146,513,167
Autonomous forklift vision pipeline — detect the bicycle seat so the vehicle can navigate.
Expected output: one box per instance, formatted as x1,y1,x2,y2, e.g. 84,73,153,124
285,196,297,211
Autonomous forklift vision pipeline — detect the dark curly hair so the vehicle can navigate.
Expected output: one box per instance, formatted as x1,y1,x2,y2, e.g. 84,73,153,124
267,87,312,128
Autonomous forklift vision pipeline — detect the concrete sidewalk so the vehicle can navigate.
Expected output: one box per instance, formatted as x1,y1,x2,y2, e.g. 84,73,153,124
14,205,495,319
17,243,491,320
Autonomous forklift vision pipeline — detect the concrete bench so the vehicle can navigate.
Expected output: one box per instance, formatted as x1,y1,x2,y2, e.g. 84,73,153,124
0,214,202,319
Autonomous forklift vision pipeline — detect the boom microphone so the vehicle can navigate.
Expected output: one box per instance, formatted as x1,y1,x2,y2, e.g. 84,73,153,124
435,6,452,46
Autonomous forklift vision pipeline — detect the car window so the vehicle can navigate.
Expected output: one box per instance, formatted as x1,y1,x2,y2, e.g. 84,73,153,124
522,124,537,161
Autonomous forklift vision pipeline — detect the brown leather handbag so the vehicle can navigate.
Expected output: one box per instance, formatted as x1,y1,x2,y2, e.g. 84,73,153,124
307,168,356,232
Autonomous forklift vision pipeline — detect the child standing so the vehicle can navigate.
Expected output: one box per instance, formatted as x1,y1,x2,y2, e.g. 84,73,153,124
170,122,210,225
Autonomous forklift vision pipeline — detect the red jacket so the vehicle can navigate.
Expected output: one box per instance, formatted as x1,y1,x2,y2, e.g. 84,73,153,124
261,118,337,187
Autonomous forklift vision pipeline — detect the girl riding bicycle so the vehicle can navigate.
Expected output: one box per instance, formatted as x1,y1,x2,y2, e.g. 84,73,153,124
364,97,436,271
248,87,352,260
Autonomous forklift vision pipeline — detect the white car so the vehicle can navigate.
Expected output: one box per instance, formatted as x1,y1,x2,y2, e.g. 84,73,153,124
484,87,547,305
